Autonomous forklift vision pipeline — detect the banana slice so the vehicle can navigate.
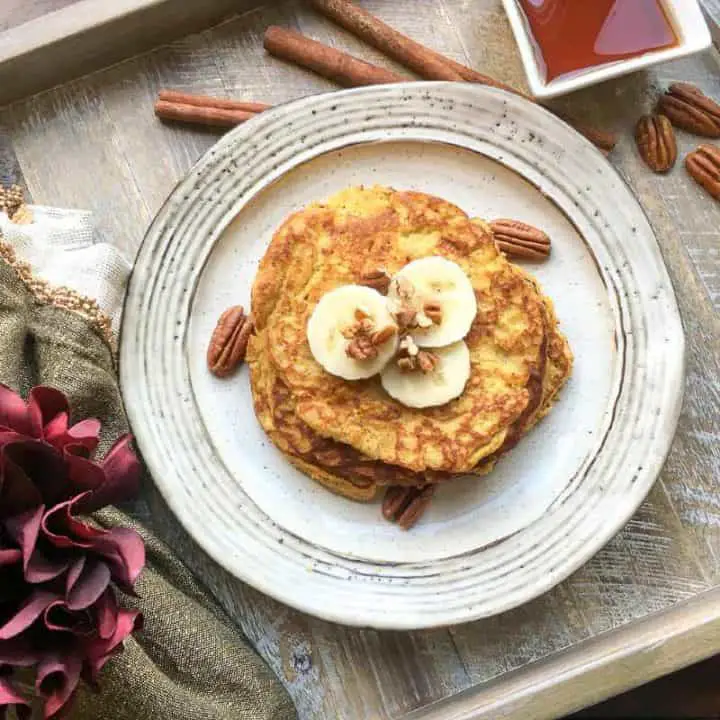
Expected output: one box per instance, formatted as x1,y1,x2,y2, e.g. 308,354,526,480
307,285,399,380
381,341,471,408
390,257,477,348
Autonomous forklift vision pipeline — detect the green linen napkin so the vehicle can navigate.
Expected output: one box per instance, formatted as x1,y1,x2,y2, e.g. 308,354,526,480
0,238,297,720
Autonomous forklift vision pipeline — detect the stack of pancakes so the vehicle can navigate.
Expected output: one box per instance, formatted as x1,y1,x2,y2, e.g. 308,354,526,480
247,186,573,509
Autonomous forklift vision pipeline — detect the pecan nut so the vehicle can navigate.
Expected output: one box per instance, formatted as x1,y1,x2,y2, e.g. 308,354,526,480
346,334,378,360
416,350,439,374
382,485,435,530
423,301,443,325
658,83,720,138
358,269,391,295
490,219,551,261
635,114,677,173
207,306,253,377
685,145,720,200
370,324,397,346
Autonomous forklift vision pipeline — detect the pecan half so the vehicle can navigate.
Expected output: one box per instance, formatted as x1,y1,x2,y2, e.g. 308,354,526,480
382,485,435,530
396,336,437,374
423,302,443,325
359,269,391,295
397,357,416,373
395,308,418,330
371,324,397,346
685,145,720,200
346,334,378,360
416,350,440,374
658,83,720,138
635,114,677,173
490,219,551,261
207,306,253,378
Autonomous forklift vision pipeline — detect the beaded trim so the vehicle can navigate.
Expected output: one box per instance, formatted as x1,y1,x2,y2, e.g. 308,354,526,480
0,235,114,349
0,185,33,224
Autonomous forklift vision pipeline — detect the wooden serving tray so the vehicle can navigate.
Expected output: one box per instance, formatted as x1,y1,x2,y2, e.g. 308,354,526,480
1,2,719,718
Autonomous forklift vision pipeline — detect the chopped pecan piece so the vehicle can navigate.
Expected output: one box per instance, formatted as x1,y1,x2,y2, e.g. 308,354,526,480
417,350,440,374
358,269,391,295
423,302,443,324
346,334,379,360
371,324,397,346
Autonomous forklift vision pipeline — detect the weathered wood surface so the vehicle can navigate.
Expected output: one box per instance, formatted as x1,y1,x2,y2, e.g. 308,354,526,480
0,2,719,718
0,0,79,32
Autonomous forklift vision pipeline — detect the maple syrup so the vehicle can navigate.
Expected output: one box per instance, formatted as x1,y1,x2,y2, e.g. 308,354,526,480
518,0,679,81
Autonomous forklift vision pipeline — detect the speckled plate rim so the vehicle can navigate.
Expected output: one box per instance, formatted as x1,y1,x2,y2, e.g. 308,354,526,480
119,82,685,629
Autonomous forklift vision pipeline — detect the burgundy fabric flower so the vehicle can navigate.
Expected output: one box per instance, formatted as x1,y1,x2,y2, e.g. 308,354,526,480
0,385,145,718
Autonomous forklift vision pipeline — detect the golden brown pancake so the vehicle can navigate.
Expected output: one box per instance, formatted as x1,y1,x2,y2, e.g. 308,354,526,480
249,288,571,499
249,187,547,475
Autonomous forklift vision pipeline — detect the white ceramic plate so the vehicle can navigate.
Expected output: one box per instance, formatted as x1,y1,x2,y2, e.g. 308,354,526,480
120,83,685,629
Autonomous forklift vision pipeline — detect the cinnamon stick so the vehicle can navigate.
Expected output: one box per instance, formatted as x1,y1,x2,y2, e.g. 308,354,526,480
154,100,257,128
158,90,271,114
309,0,464,82
264,25,405,87
308,0,617,153
554,112,618,155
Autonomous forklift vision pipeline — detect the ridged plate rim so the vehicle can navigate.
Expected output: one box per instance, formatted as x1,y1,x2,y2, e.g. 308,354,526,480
119,82,685,629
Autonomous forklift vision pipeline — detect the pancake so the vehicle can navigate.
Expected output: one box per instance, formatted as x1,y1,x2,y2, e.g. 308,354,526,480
249,286,572,499
249,187,548,474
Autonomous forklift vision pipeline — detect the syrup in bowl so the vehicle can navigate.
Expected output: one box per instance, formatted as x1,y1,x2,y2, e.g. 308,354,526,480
519,0,679,82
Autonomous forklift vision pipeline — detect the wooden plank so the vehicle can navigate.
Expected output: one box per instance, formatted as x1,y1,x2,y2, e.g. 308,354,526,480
449,484,711,685
0,127,25,190
0,0,80,33
3,82,151,258
700,0,720,43
0,0,251,106
407,587,720,720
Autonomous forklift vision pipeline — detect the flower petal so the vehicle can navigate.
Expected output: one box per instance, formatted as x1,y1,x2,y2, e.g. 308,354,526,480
85,608,142,681
65,419,101,454
89,527,145,590
0,549,21,567
43,602,93,636
0,639,41,667
6,507,69,584
94,589,118,640
43,412,69,445
0,385,32,436
0,590,57,640
25,553,69,585
64,452,106,497
36,653,81,719
0,430,24,449
0,446,42,519
27,387,70,438
3,440,69,508
76,436,140,514
0,677,31,716
65,557,86,594
5,506,42,567
41,494,100,550
66,561,110,611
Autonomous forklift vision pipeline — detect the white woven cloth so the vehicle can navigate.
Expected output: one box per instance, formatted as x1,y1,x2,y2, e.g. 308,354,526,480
0,206,131,336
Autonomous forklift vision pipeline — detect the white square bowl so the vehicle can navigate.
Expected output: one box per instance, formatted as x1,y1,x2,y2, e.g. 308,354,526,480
501,0,713,99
